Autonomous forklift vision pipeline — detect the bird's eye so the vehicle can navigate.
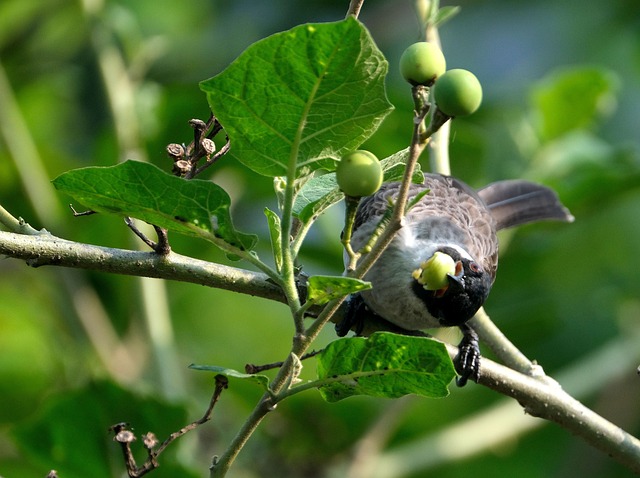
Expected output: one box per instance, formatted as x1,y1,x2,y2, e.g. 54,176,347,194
469,262,481,273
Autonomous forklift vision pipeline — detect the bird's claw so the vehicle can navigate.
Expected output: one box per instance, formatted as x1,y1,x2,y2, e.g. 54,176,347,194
455,324,480,387
335,295,366,337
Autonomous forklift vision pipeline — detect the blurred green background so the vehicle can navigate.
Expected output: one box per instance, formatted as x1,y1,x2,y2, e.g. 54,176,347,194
1,0,640,477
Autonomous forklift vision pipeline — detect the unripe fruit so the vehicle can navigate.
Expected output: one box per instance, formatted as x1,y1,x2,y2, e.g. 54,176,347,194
336,150,383,197
433,69,483,117
412,251,456,291
399,42,446,86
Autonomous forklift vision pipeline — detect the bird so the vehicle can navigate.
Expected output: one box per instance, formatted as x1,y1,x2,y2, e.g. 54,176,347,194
336,173,574,386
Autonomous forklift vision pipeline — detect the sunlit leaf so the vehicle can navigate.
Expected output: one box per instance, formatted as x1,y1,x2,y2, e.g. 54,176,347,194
307,275,371,305
317,332,455,402
52,160,256,251
200,17,393,177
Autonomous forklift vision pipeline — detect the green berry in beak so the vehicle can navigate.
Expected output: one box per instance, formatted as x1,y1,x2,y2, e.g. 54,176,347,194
412,251,457,291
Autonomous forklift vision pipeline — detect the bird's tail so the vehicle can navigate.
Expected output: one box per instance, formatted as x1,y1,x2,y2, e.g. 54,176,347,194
478,180,574,231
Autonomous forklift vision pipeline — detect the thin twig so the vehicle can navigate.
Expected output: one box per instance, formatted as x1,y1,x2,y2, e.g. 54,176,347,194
346,0,365,18
113,375,229,477
194,135,230,176
124,217,157,250
69,204,97,217
245,350,322,374
155,375,228,455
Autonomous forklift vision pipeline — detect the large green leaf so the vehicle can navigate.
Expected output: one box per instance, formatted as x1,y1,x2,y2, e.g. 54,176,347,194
200,17,393,177
316,332,455,402
52,160,256,251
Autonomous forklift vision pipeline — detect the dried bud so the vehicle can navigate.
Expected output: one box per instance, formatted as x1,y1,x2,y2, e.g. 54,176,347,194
143,432,159,449
166,143,185,161
114,429,136,443
172,160,190,176
189,118,207,132
202,138,216,155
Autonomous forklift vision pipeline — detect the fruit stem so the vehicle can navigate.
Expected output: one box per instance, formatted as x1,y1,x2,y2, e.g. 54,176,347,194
416,0,452,175
342,195,362,271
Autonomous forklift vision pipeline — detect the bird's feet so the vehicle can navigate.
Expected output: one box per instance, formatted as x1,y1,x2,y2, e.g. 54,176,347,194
335,294,367,337
455,323,480,387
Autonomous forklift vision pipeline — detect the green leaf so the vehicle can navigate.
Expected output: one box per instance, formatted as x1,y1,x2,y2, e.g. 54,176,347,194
307,275,371,305
189,364,270,391
292,148,423,224
13,380,196,478
530,65,619,141
200,17,393,177
293,172,342,223
380,147,424,183
264,207,283,272
52,160,256,251
316,332,455,402
434,6,461,26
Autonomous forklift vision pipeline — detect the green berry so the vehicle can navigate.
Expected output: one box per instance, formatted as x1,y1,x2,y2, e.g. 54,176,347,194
399,42,446,86
336,150,383,197
433,69,483,117
412,251,456,291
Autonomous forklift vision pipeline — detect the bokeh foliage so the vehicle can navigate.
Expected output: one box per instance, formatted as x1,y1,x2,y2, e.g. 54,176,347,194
1,1,640,477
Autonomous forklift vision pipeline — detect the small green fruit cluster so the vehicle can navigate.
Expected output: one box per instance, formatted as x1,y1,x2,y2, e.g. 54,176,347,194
336,150,383,197
399,42,483,117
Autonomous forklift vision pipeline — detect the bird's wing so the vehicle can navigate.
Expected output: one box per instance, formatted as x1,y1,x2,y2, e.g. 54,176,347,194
352,176,499,280
478,180,574,231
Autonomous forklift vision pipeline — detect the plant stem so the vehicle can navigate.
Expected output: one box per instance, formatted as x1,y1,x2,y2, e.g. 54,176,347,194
346,0,365,18
350,331,640,478
342,195,362,271
210,396,275,477
469,308,538,376
0,205,37,234
473,344,640,474
278,175,303,329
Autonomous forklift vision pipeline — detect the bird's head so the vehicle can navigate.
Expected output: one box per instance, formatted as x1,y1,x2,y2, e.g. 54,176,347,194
412,246,492,327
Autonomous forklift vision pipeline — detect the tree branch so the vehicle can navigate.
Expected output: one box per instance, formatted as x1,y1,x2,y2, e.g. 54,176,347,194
466,342,640,473
3,228,640,473
0,230,285,304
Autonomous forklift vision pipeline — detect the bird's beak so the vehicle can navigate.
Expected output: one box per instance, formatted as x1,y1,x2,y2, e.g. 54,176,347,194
446,261,464,292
